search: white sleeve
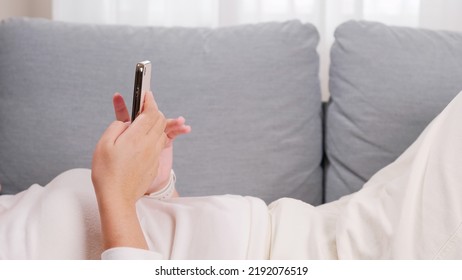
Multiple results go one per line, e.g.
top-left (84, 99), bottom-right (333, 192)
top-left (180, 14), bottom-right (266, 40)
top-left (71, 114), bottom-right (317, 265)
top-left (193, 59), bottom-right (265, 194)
top-left (101, 247), bottom-right (163, 260)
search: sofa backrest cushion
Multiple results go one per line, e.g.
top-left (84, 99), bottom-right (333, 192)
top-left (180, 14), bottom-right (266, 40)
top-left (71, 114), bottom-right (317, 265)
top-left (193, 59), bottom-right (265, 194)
top-left (326, 20), bottom-right (462, 202)
top-left (0, 18), bottom-right (323, 205)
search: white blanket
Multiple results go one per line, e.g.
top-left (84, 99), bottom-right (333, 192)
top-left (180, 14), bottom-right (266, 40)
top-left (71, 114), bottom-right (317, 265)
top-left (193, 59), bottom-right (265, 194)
top-left (0, 169), bottom-right (103, 259)
top-left (0, 169), bottom-right (271, 259)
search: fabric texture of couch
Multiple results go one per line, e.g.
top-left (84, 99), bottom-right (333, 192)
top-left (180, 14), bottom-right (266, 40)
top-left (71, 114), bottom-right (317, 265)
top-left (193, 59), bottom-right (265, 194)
top-left (0, 18), bottom-right (461, 204)
top-left (326, 21), bottom-right (462, 201)
top-left (0, 18), bottom-right (323, 205)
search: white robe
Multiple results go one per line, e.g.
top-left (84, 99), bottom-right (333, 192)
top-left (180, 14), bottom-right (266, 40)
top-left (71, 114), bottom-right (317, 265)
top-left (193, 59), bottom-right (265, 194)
top-left (2, 92), bottom-right (462, 260)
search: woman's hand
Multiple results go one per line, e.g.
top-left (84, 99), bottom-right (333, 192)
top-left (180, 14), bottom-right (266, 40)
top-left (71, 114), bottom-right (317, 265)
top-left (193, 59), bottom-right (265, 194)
top-left (91, 91), bottom-right (167, 250)
top-left (92, 91), bottom-right (167, 205)
top-left (112, 92), bottom-right (191, 195)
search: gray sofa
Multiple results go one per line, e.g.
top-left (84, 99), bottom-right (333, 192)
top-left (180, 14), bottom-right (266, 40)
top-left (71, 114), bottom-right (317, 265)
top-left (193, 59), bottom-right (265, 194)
top-left (1, 18), bottom-right (462, 205)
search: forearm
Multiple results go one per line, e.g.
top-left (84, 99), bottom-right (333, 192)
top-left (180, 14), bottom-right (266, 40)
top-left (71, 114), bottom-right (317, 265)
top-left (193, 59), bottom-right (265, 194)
top-left (97, 197), bottom-right (148, 250)
top-left (94, 170), bottom-right (178, 251)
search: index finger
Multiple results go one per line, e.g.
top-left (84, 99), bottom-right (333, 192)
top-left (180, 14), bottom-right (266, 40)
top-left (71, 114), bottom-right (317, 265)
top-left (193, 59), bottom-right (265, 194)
top-left (112, 93), bottom-right (130, 122)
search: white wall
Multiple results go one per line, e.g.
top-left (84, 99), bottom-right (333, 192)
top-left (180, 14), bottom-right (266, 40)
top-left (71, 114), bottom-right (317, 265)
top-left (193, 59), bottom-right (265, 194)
top-left (0, 0), bottom-right (52, 20)
top-left (420, 0), bottom-right (462, 32)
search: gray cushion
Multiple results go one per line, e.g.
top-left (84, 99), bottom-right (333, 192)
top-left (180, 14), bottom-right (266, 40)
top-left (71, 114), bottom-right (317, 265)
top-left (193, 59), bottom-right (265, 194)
top-left (326, 20), bottom-right (462, 202)
top-left (0, 18), bottom-right (323, 205)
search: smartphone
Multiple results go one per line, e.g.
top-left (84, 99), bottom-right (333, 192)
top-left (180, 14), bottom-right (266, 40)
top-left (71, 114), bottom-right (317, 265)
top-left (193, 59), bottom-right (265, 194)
top-left (131, 60), bottom-right (152, 121)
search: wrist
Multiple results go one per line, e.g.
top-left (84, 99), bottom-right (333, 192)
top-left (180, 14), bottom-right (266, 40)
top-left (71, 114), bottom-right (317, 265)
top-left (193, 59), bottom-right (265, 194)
top-left (93, 178), bottom-right (142, 208)
top-left (97, 195), bottom-right (136, 213)
top-left (95, 188), bottom-right (136, 211)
